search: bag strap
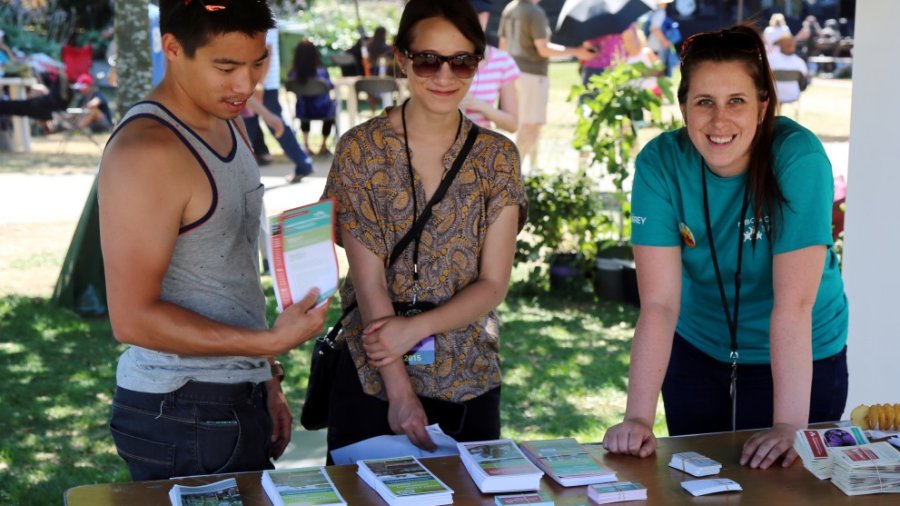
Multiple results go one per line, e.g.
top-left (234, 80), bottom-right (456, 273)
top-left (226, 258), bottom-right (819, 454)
top-left (321, 123), bottom-right (481, 347)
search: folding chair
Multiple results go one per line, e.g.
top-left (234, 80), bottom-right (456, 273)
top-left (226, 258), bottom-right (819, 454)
top-left (61, 45), bottom-right (93, 82)
top-left (285, 78), bottom-right (338, 151)
top-left (773, 69), bottom-right (806, 120)
top-left (353, 77), bottom-right (400, 123)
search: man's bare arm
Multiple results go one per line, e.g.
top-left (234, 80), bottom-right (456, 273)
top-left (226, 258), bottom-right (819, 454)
top-left (99, 120), bottom-right (327, 357)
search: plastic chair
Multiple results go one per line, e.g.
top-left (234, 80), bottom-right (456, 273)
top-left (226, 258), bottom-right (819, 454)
top-left (773, 69), bottom-right (805, 120)
top-left (285, 78), bottom-right (338, 150)
top-left (353, 77), bottom-right (400, 122)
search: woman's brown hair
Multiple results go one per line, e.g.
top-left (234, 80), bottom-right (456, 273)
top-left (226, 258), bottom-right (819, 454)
top-left (678, 24), bottom-right (784, 238)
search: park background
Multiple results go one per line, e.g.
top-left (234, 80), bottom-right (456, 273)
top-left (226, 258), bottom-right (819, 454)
top-left (0, 0), bottom-right (882, 505)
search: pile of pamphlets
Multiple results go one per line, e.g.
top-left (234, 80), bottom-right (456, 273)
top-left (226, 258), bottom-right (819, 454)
top-left (519, 438), bottom-right (617, 487)
top-left (587, 481), bottom-right (647, 504)
top-left (169, 478), bottom-right (243, 506)
top-left (261, 467), bottom-right (346, 506)
top-left (457, 439), bottom-right (543, 493)
top-left (830, 442), bottom-right (900, 496)
top-left (357, 456), bottom-right (453, 506)
top-left (794, 426), bottom-right (869, 479)
top-left (668, 451), bottom-right (722, 477)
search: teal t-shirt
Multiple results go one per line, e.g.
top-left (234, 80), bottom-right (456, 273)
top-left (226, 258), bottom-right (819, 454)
top-left (631, 117), bottom-right (848, 364)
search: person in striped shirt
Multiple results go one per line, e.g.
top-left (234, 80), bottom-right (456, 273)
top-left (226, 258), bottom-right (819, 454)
top-left (461, 0), bottom-right (520, 132)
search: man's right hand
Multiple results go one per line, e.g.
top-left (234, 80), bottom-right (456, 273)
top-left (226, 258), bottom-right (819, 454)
top-left (270, 288), bottom-right (330, 354)
top-left (602, 419), bottom-right (657, 458)
top-left (388, 390), bottom-right (436, 452)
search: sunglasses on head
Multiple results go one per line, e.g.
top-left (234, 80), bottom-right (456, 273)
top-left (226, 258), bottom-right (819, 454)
top-left (681, 29), bottom-right (763, 62)
top-left (183, 0), bottom-right (227, 12)
top-left (403, 50), bottom-right (482, 79)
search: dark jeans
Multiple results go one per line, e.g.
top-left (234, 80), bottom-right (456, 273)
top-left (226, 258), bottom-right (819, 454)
top-left (325, 346), bottom-right (501, 464)
top-left (661, 334), bottom-right (848, 435)
top-left (261, 88), bottom-right (312, 176)
top-left (109, 381), bottom-right (273, 481)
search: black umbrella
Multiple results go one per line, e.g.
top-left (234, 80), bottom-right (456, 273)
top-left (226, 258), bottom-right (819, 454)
top-left (552, 0), bottom-right (655, 47)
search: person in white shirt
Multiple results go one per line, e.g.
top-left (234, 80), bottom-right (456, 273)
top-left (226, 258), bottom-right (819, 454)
top-left (763, 13), bottom-right (792, 50)
top-left (768, 34), bottom-right (808, 104)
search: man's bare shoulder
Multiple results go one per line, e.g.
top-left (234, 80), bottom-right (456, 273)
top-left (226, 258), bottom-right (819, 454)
top-left (100, 117), bottom-right (193, 182)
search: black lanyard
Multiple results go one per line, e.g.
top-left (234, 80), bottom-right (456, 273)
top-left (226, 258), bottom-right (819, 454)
top-left (400, 99), bottom-right (462, 303)
top-left (701, 161), bottom-right (751, 432)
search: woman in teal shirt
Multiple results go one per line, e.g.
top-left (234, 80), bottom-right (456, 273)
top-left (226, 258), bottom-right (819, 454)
top-left (603, 25), bottom-right (848, 470)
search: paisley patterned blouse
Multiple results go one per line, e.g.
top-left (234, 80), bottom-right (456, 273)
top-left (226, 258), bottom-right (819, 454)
top-left (322, 109), bottom-right (527, 402)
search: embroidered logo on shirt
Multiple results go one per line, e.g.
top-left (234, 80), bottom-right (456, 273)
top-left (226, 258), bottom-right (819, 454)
top-left (679, 222), bottom-right (696, 247)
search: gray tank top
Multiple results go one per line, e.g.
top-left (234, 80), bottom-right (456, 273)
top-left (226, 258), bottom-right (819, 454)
top-left (113, 101), bottom-right (271, 393)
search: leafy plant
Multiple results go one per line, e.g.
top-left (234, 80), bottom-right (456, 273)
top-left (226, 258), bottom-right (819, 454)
top-left (572, 61), bottom-right (677, 194)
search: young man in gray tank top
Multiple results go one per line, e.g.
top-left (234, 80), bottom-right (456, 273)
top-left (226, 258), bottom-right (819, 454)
top-left (98, 0), bottom-right (331, 481)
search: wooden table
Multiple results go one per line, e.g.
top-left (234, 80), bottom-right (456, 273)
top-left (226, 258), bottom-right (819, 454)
top-left (0, 76), bottom-right (38, 152)
top-left (65, 429), bottom-right (898, 505)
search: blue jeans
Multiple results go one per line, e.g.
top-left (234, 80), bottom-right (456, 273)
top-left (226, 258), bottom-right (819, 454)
top-left (262, 88), bottom-right (312, 176)
top-left (109, 381), bottom-right (274, 481)
top-left (661, 334), bottom-right (848, 435)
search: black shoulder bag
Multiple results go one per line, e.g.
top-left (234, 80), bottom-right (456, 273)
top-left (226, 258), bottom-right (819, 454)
top-left (299, 118), bottom-right (480, 431)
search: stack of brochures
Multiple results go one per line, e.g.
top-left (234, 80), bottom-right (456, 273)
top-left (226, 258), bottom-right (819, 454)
top-left (494, 491), bottom-right (555, 505)
top-left (457, 439), bottom-right (544, 493)
top-left (668, 451), bottom-right (721, 477)
top-left (357, 456), bottom-right (454, 506)
top-left (261, 466), bottom-right (346, 506)
top-left (587, 481), bottom-right (647, 504)
top-left (829, 442), bottom-right (900, 496)
top-left (266, 199), bottom-right (339, 312)
top-left (793, 426), bottom-right (869, 480)
top-left (519, 438), bottom-right (617, 487)
top-left (169, 478), bottom-right (243, 506)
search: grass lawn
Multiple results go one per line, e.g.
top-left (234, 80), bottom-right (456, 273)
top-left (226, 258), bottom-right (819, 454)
top-left (0, 274), bottom-right (651, 505)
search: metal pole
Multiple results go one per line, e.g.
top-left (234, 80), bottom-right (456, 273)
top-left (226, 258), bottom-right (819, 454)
top-left (737, 0), bottom-right (744, 23)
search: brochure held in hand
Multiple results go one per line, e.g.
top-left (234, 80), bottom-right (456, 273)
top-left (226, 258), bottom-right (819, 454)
top-left (457, 439), bottom-right (544, 493)
top-left (266, 199), bottom-right (339, 311)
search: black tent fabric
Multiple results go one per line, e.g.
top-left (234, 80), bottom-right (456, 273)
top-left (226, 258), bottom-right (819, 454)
top-left (52, 174), bottom-right (107, 316)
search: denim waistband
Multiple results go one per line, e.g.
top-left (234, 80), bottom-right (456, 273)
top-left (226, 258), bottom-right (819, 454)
top-left (116, 380), bottom-right (265, 407)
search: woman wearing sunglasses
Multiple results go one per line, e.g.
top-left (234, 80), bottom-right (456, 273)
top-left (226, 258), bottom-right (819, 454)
top-left (322, 0), bottom-right (526, 456)
top-left (603, 25), bottom-right (848, 470)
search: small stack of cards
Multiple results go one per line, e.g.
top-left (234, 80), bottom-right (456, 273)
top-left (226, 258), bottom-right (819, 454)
top-left (668, 452), bottom-right (721, 477)
top-left (587, 481), bottom-right (647, 504)
top-left (494, 492), bottom-right (554, 505)
top-left (680, 478), bottom-right (742, 497)
top-left (829, 442), bottom-right (900, 496)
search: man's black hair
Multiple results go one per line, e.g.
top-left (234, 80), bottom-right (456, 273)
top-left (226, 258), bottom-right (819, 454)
top-left (159, 0), bottom-right (275, 58)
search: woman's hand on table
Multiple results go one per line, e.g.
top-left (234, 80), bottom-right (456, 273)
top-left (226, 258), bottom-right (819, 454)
top-left (388, 390), bottom-right (436, 451)
top-left (740, 422), bottom-right (801, 469)
top-left (602, 419), bottom-right (657, 457)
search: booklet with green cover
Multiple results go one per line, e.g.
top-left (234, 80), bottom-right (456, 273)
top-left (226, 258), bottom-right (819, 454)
top-left (261, 466), bottom-right (346, 506)
top-left (520, 438), bottom-right (616, 487)
top-left (356, 456), bottom-right (453, 506)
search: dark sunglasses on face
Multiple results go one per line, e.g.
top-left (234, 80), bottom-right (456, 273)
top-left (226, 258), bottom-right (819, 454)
top-left (403, 50), bottom-right (482, 79)
top-left (183, 0), bottom-right (227, 12)
top-left (681, 29), bottom-right (763, 62)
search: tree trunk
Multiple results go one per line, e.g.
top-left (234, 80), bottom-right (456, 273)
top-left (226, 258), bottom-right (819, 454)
top-left (113, 0), bottom-right (152, 118)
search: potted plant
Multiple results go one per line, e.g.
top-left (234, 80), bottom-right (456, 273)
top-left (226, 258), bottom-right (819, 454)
top-left (516, 169), bottom-right (616, 294)
top-left (569, 61), bottom-right (679, 305)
